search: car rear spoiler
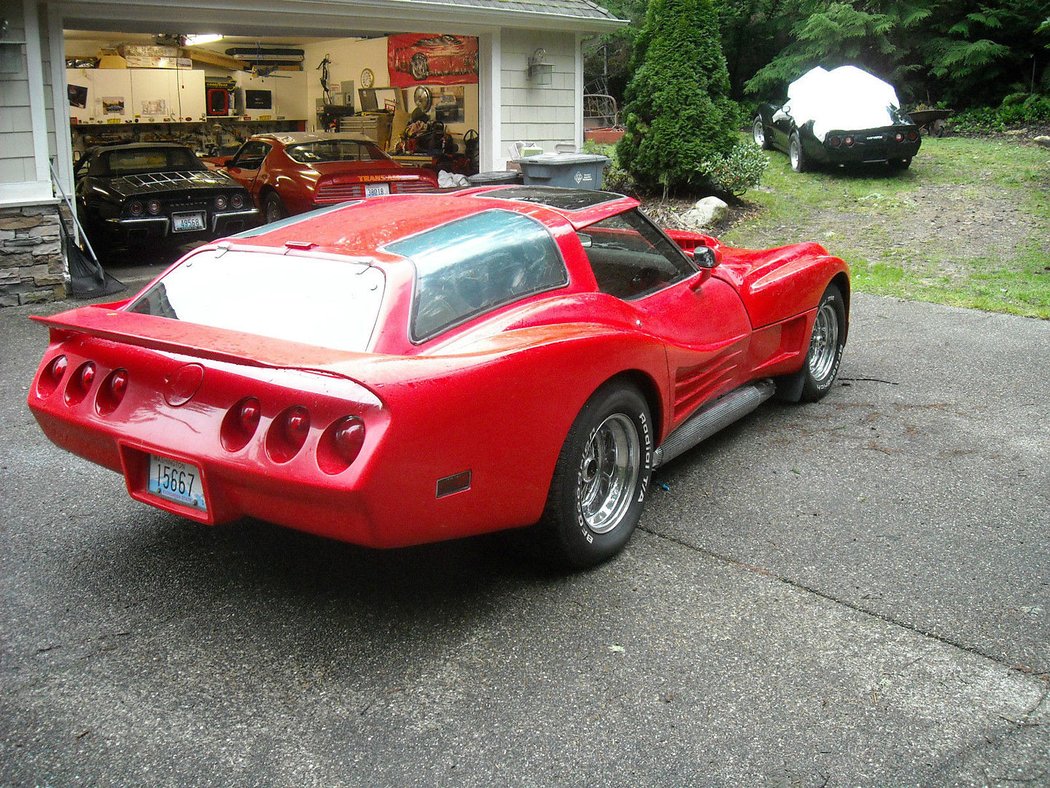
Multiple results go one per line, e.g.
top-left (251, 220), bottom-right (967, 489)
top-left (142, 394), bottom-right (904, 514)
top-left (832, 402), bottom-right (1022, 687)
top-left (32, 305), bottom-right (365, 373)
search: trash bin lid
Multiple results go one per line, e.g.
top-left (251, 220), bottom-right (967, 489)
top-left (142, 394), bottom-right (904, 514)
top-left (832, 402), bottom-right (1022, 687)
top-left (467, 170), bottom-right (524, 184)
top-left (513, 153), bottom-right (611, 166)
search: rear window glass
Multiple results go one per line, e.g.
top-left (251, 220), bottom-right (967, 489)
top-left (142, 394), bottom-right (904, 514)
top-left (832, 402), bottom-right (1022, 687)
top-left (126, 249), bottom-right (384, 351)
top-left (286, 140), bottom-right (387, 163)
top-left (386, 210), bottom-right (567, 341)
top-left (94, 147), bottom-right (206, 176)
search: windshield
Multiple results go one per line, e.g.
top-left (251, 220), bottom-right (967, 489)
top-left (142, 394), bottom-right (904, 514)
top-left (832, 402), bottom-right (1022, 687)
top-left (286, 140), bottom-right (388, 164)
top-left (93, 147), bottom-right (207, 177)
top-left (126, 248), bottom-right (385, 352)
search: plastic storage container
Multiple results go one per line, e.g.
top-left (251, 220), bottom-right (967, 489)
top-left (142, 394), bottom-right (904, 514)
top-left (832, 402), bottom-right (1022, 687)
top-left (513, 153), bottom-right (611, 190)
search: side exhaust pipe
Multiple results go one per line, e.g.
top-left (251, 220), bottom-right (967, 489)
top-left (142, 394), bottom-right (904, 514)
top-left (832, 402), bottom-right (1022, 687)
top-left (653, 379), bottom-right (775, 469)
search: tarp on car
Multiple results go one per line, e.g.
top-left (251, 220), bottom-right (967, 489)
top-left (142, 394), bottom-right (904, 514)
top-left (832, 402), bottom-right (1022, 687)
top-left (786, 65), bottom-right (903, 142)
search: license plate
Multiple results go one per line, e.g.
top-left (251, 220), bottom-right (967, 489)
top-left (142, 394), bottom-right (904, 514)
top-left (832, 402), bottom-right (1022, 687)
top-left (148, 455), bottom-right (207, 511)
top-left (365, 183), bottom-right (390, 198)
top-left (172, 211), bottom-right (206, 232)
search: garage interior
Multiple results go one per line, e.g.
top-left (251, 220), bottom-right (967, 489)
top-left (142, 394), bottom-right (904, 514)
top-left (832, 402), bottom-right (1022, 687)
top-left (62, 30), bottom-right (482, 176)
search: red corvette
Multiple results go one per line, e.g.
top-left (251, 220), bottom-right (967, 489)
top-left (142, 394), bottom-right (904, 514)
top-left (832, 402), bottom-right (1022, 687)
top-left (27, 187), bottom-right (849, 568)
top-left (216, 132), bottom-right (439, 223)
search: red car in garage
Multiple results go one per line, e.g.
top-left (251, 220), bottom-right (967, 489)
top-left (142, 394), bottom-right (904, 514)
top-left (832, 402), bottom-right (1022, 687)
top-left (27, 186), bottom-right (848, 568)
top-left (216, 132), bottom-right (439, 222)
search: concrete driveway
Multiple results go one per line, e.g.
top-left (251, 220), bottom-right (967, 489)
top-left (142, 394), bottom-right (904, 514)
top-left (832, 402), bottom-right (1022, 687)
top-left (1, 292), bottom-right (1046, 786)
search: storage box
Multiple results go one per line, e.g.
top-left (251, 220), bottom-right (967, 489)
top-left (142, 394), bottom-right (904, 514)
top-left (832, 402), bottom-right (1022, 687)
top-left (513, 153), bottom-right (611, 190)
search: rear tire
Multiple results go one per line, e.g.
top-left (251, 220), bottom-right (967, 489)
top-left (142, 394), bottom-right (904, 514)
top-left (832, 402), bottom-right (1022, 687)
top-left (789, 132), bottom-right (809, 173)
top-left (537, 383), bottom-right (653, 569)
top-left (263, 192), bottom-right (286, 224)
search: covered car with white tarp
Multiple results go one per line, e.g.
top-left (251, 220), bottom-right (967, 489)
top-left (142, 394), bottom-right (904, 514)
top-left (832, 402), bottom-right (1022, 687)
top-left (753, 65), bottom-right (921, 172)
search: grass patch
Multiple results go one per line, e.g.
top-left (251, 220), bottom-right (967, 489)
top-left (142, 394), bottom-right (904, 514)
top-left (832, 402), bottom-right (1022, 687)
top-left (722, 136), bottom-right (1050, 319)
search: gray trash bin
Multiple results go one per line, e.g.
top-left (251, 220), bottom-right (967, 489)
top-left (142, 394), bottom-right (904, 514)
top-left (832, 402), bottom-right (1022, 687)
top-left (467, 170), bottom-right (523, 186)
top-left (513, 153), bottom-right (611, 190)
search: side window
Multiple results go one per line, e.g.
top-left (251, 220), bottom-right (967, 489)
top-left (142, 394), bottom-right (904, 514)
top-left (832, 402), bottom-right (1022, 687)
top-left (577, 210), bottom-right (695, 299)
top-left (386, 210), bottom-right (568, 341)
top-left (231, 141), bottom-right (270, 169)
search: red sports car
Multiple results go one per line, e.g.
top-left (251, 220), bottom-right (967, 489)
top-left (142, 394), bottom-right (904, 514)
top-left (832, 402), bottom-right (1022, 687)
top-left (27, 186), bottom-right (849, 568)
top-left (216, 132), bottom-right (439, 223)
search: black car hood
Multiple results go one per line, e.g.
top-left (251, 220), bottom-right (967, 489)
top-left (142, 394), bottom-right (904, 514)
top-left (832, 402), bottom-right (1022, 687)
top-left (91, 170), bottom-right (240, 200)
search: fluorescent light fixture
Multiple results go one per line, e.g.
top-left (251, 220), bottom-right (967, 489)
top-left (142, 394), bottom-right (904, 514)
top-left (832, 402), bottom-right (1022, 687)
top-left (184, 34), bottom-right (224, 46)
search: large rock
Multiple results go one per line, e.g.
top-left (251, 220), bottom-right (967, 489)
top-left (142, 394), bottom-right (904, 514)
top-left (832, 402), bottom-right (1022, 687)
top-left (1034, 136), bottom-right (1050, 149)
top-left (682, 196), bottom-right (729, 228)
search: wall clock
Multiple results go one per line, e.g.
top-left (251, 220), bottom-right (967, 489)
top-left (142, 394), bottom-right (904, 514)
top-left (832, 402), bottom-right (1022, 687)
top-left (359, 68), bottom-right (375, 89)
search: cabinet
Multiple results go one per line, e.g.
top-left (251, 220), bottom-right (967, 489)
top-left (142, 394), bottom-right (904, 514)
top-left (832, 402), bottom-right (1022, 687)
top-left (66, 68), bottom-right (205, 124)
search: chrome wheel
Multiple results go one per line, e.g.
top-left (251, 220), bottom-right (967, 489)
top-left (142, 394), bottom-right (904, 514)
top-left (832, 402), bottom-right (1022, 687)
top-left (808, 300), bottom-right (840, 383)
top-left (789, 139), bottom-right (800, 170)
top-left (753, 120), bottom-right (765, 148)
top-left (578, 413), bottom-right (640, 535)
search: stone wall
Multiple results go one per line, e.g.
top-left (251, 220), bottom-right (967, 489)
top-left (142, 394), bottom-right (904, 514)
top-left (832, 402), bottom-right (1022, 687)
top-left (0, 204), bottom-right (67, 306)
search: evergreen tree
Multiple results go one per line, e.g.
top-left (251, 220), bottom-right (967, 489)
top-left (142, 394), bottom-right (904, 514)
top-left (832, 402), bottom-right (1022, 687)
top-left (617, 0), bottom-right (739, 196)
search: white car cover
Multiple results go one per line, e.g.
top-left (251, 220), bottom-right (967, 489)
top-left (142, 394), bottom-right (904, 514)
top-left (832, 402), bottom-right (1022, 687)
top-left (785, 65), bottom-right (903, 142)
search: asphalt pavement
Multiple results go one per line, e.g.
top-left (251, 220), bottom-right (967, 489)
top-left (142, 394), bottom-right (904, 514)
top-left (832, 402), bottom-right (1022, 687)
top-left (1, 291), bottom-right (1047, 786)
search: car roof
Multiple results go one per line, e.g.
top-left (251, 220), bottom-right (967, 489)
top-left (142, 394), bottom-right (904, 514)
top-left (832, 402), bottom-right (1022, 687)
top-left (249, 131), bottom-right (377, 146)
top-left (229, 188), bottom-right (638, 257)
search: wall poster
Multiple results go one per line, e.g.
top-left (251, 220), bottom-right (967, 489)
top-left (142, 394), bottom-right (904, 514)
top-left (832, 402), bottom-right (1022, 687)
top-left (387, 33), bottom-right (479, 87)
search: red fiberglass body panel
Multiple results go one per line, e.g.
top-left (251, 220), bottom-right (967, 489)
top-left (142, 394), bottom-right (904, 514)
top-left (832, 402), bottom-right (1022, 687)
top-left (27, 189), bottom-right (848, 549)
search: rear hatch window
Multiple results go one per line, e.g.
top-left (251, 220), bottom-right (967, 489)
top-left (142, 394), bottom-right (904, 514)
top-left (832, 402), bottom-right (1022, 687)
top-left (127, 248), bottom-right (384, 352)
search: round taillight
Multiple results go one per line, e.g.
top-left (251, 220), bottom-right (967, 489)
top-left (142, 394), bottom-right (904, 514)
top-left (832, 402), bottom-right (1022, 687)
top-left (220, 396), bottom-right (262, 452)
top-left (266, 405), bottom-right (311, 463)
top-left (828, 135), bottom-right (841, 148)
top-left (907, 130), bottom-right (918, 141)
top-left (96, 368), bottom-right (129, 415)
top-left (844, 136), bottom-right (855, 147)
top-left (895, 132), bottom-right (904, 143)
top-left (230, 193), bottom-right (245, 209)
top-left (317, 416), bottom-right (366, 475)
top-left (36, 354), bottom-right (68, 398)
top-left (214, 195), bottom-right (229, 210)
top-left (128, 200), bottom-right (144, 217)
top-left (146, 199), bottom-right (162, 215)
top-left (64, 361), bottom-right (96, 405)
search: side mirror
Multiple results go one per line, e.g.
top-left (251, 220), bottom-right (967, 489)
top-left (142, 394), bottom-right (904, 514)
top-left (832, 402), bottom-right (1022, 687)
top-left (688, 246), bottom-right (718, 290)
top-left (692, 246), bottom-right (718, 269)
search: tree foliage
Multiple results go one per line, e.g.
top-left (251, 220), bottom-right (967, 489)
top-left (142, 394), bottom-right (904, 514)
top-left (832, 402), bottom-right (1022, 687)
top-left (616, 0), bottom-right (740, 195)
top-left (741, 0), bottom-right (1050, 107)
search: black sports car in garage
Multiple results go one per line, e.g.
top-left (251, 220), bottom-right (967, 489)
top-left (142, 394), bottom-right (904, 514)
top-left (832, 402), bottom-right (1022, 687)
top-left (753, 66), bottom-right (921, 173)
top-left (75, 143), bottom-right (260, 254)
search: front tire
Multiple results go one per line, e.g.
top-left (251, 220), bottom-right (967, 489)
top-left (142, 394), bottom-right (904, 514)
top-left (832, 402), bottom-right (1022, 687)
top-left (753, 117), bottom-right (772, 150)
top-left (789, 132), bottom-right (808, 173)
top-left (538, 383), bottom-right (653, 568)
top-left (800, 284), bottom-right (846, 401)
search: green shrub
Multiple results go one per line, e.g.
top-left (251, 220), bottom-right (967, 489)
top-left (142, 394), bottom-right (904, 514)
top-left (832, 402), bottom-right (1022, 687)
top-left (697, 140), bottom-right (768, 197)
top-left (616, 0), bottom-right (738, 196)
top-left (951, 94), bottom-right (1050, 133)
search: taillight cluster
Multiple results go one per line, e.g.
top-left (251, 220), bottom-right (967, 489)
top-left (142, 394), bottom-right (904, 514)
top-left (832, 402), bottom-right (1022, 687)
top-left (828, 135), bottom-right (856, 148)
top-left (36, 354), bottom-right (130, 414)
top-left (127, 200), bottom-right (162, 217)
top-left (221, 399), bottom-right (366, 473)
top-left (214, 193), bottom-right (245, 211)
top-left (36, 353), bottom-right (367, 474)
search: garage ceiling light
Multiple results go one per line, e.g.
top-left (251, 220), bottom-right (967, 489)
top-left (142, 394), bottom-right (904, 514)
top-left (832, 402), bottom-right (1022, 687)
top-left (184, 34), bottom-right (224, 46)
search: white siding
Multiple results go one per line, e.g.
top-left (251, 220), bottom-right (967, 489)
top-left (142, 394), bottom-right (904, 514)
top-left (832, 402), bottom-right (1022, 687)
top-left (499, 29), bottom-right (576, 160)
top-left (0, 6), bottom-right (34, 186)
